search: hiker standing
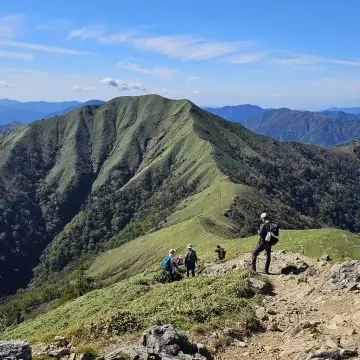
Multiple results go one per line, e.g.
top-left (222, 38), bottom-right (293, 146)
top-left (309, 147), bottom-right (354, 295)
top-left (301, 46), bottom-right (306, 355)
top-left (185, 244), bottom-right (197, 277)
top-left (251, 213), bottom-right (279, 274)
top-left (214, 245), bottom-right (226, 263)
top-left (162, 249), bottom-right (177, 279)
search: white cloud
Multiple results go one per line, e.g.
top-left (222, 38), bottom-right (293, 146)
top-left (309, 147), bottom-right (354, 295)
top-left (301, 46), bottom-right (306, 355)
top-left (162, 89), bottom-right (172, 95)
top-left (225, 53), bottom-right (264, 64)
top-left (100, 77), bottom-right (146, 92)
top-left (118, 61), bottom-right (177, 78)
top-left (0, 39), bottom-right (91, 55)
top-left (0, 80), bottom-right (11, 89)
top-left (0, 50), bottom-right (33, 61)
top-left (271, 55), bottom-right (360, 67)
top-left (194, 90), bottom-right (202, 94)
top-left (130, 35), bottom-right (248, 61)
top-left (68, 26), bottom-right (105, 40)
top-left (91, 30), bottom-right (249, 61)
top-left (0, 14), bottom-right (24, 38)
top-left (73, 85), bottom-right (95, 91)
top-left (186, 75), bottom-right (199, 83)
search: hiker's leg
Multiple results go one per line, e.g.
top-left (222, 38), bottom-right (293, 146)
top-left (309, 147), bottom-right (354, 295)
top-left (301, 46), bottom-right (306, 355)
top-left (192, 270), bottom-right (195, 277)
top-left (265, 245), bottom-right (272, 274)
top-left (251, 242), bottom-right (264, 271)
top-left (186, 269), bottom-right (190, 277)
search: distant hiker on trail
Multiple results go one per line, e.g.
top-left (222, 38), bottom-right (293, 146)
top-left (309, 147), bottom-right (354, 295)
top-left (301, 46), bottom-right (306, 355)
top-left (185, 244), bottom-right (198, 277)
top-left (175, 255), bottom-right (184, 266)
top-left (251, 213), bottom-right (279, 274)
top-left (162, 249), bottom-right (178, 279)
top-left (214, 245), bottom-right (226, 263)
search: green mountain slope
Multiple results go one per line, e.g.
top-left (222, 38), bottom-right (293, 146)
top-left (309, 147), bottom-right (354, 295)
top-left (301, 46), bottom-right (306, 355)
top-left (2, 95), bottom-right (360, 297)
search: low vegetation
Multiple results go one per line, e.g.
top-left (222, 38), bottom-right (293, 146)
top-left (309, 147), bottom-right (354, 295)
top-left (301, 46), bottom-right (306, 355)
top-left (1, 268), bottom-right (264, 344)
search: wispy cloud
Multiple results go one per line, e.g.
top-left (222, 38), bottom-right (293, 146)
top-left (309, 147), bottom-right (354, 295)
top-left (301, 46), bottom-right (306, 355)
top-left (100, 77), bottom-right (146, 92)
top-left (186, 75), bottom-right (199, 83)
top-left (73, 85), bottom-right (95, 91)
top-left (118, 61), bottom-right (177, 78)
top-left (271, 55), bottom-right (360, 67)
top-left (68, 26), bottom-right (105, 40)
top-left (0, 80), bottom-right (11, 89)
top-left (69, 27), bottom-right (249, 61)
top-left (0, 50), bottom-right (33, 61)
top-left (0, 39), bottom-right (91, 55)
top-left (162, 89), bottom-right (172, 95)
top-left (194, 90), bottom-right (202, 94)
top-left (130, 35), bottom-right (248, 61)
top-left (0, 14), bottom-right (24, 38)
top-left (225, 53), bottom-right (264, 64)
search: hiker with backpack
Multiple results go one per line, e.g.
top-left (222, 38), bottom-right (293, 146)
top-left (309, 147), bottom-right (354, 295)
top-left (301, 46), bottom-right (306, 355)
top-left (162, 249), bottom-right (178, 279)
top-left (251, 213), bottom-right (279, 274)
top-left (184, 244), bottom-right (198, 277)
top-left (214, 245), bottom-right (226, 263)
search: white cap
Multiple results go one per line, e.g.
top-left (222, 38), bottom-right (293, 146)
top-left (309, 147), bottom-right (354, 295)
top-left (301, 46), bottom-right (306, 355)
top-left (187, 244), bottom-right (192, 249)
top-left (260, 212), bottom-right (267, 219)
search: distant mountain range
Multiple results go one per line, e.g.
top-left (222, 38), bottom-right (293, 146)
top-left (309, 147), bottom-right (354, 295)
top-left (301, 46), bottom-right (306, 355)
top-left (204, 105), bottom-right (360, 146)
top-left (3, 99), bottom-right (360, 147)
top-left (0, 99), bottom-right (105, 125)
top-left (326, 106), bottom-right (360, 114)
top-left (203, 104), bottom-right (265, 121)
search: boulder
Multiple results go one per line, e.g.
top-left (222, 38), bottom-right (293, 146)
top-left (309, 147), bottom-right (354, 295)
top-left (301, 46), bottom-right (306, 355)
top-left (105, 325), bottom-right (212, 360)
top-left (54, 336), bottom-right (69, 348)
top-left (48, 347), bottom-right (71, 358)
top-left (0, 341), bottom-right (32, 360)
top-left (246, 278), bottom-right (269, 294)
top-left (296, 348), bottom-right (358, 360)
top-left (319, 254), bottom-right (332, 262)
top-left (325, 261), bottom-right (360, 292)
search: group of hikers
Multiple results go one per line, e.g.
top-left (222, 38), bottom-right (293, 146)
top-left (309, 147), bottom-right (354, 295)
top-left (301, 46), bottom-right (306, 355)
top-left (161, 212), bottom-right (279, 279)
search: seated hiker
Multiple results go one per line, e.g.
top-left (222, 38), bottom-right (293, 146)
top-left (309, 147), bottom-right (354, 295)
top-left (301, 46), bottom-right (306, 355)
top-left (185, 244), bottom-right (198, 277)
top-left (162, 249), bottom-right (178, 278)
top-left (214, 245), bottom-right (226, 263)
top-left (175, 255), bottom-right (184, 266)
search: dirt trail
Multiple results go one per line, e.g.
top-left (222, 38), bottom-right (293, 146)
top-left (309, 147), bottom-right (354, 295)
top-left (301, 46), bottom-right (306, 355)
top-left (204, 251), bottom-right (360, 360)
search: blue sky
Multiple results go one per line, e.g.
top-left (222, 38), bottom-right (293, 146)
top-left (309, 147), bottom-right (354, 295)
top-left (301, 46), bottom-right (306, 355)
top-left (0, 0), bottom-right (360, 109)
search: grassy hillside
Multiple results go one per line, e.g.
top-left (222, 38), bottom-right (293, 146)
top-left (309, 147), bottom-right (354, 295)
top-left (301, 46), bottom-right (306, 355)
top-left (2, 221), bottom-right (360, 344)
top-left (2, 94), bottom-right (360, 299)
top-left (88, 221), bottom-right (360, 285)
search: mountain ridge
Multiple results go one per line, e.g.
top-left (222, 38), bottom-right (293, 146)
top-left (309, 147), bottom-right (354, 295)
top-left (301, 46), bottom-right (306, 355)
top-left (2, 95), bottom-right (360, 297)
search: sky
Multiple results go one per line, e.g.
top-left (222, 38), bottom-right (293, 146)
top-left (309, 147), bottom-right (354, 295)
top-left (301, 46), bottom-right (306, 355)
top-left (0, 0), bottom-right (360, 110)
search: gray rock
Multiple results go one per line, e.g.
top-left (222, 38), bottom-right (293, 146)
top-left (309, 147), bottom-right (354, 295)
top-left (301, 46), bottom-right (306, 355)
top-left (54, 336), bottom-right (69, 348)
top-left (255, 307), bottom-right (268, 321)
top-left (290, 320), bottom-right (320, 337)
top-left (246, 278), bottom-right (268, 293)
top-left (0, 341), bottom-right (32, 360)
top-left (296, 348), bottom-right (358, 360)
top-left (48, 347), bottom-right (71, 358)
top-left (106, 325), bottom-right (212, 360)
top-left (326, 261), bottom-right (360, 292)
top-left (319, 254), bottom-right (332, 262)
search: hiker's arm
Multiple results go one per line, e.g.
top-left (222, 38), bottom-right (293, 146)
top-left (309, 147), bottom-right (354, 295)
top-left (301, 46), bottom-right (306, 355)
top-left (259, 224), bottom-right (267, 238)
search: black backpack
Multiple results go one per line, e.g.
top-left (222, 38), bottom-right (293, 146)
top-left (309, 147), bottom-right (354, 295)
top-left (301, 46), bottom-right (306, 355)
top-left (265, 223), bottom-right (279, 246)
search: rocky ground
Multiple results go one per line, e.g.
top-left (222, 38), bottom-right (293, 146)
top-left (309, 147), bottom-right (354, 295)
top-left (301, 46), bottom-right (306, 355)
top-left (4, 251), bottom-right (360, 360)
top-left (208, 250), bottom-right (360, 360)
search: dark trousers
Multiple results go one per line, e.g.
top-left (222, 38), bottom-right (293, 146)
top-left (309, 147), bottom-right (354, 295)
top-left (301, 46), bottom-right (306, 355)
top-left (252, 241), bottom-right (271, 273)
top-left (187, 269), bottom-right (195, 277)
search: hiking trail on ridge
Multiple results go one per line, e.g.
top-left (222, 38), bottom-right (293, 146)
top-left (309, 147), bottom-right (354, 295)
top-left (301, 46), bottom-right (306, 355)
top-left (202, 250), bottom-right (360, 360)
